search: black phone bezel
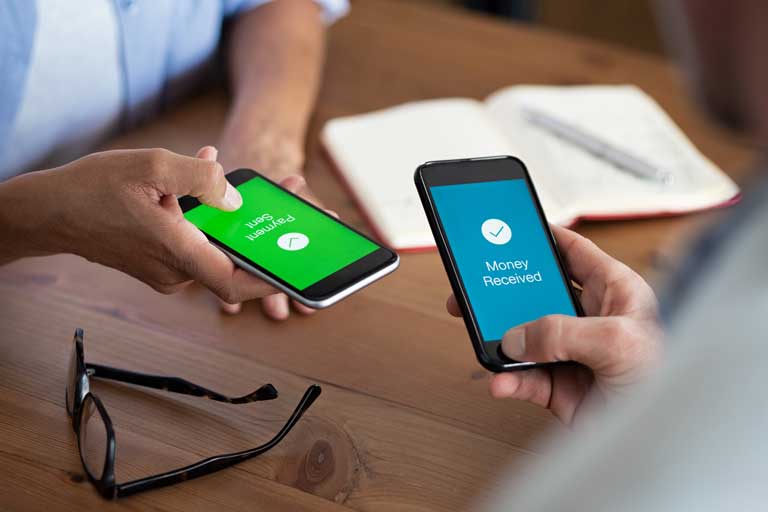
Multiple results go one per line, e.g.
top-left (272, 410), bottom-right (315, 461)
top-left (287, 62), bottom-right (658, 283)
top-left (179, 168), bottom-right (398, 302)
top-left (414, 156), bottom-right (584, 372)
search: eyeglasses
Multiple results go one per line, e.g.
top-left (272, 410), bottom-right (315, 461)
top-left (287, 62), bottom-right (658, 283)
top-left (65, 328), bottom-right (321, 499)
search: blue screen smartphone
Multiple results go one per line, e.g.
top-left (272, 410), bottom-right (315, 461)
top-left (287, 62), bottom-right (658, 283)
top-left (414, 156), bottom-right (583, 372)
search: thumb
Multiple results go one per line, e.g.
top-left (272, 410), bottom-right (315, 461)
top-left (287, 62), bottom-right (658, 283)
top-left (159, 146), bottom-right (242, 212)
top-left (193, 145), bottom-right (242, 211)
top-left (500, 314), bottom-right (639, 375)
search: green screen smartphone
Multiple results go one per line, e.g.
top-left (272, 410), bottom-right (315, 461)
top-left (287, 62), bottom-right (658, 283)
top-left (179, 169), bottom-right (399, 308)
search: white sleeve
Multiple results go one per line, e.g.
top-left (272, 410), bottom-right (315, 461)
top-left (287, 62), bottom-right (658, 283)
top-left (312, 0), bottom-right (350, 24)
top-left (229, 0), bottom-right (349, 24)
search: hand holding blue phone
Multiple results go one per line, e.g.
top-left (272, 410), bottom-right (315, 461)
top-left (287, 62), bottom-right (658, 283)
top-left (447, 225), bottom-right (662, 425)
top-left (415, 156), bottom-right (582, 372)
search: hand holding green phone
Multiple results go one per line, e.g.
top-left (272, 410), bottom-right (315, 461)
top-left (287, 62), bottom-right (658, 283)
top-left (180, 169), bottom-right (399, 308)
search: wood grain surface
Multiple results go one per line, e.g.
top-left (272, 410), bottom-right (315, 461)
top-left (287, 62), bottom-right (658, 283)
top-left (0, 0), bottom-right (756, 510)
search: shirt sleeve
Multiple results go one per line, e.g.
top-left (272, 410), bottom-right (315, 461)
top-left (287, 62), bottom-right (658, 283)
top-left (223, 0), bottom-right (349, 24)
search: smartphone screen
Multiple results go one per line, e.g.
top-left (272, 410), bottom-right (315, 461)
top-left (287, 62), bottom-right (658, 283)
top-left (424, 161), bottom-right (578, 343)
top-left (181, 170), bottom-right (397, 305)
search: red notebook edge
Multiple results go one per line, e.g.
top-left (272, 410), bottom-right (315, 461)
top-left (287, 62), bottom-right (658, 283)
top-left (321, 143), bottom-right (743, 253)
top-left (572, 192), bottom-right (742, 224)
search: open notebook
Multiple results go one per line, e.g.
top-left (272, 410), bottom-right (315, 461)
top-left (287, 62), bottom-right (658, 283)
top-left (321, 85), bottom-right (740, 251)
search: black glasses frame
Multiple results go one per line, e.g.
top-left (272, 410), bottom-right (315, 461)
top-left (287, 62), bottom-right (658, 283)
top-left (65, 328), bottom-right (321, 499)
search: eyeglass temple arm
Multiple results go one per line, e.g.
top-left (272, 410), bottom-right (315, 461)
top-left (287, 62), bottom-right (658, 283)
top-left (113, 384), bottom-right (321, 498)
top-left (85, 363), bottom-right (278, 403)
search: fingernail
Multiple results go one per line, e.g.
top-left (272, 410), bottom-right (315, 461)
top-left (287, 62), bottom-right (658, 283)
top-left (273, 296), bottom-right (290, 319)
top-left (197, 145), bottom-right (217, 160)
top-left (223, 182), bottom-right (243, 210)
top-left (221, 302), bottom-right (241, 315)
top-left (502, 328), bottom-right (526, 358)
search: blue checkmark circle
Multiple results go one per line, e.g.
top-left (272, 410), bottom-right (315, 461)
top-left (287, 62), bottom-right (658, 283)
top-left (481, 219), bottom-right (512, 245)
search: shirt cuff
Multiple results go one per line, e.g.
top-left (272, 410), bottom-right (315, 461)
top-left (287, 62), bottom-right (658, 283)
top-left (314, 0), bottom-right (350, 24)
top-left (226, 0), bottom-right (349, 24)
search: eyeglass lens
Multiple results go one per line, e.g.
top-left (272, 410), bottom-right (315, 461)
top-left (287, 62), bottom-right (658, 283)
top-left (79, 395), bottom-right (108, 480)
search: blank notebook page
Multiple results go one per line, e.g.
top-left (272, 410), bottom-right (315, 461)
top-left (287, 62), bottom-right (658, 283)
top-left (485, 85), bottom-right (738, 220)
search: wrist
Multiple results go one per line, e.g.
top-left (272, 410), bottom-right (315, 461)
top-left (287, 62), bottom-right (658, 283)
top-left (0, 169), bottom-right (66, 264)
top-left (225, 97), bottom-right (308, 143)
top-left (218, 109), bottom-right (307, 180)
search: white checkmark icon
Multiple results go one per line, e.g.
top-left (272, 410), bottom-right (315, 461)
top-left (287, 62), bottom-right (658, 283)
top-left (277, 232), bottom-right (310, 251)
top-left (481, 219), bottom-right (512, 245)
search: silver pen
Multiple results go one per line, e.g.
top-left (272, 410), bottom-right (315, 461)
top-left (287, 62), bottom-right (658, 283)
top-left (523, 107), bottom-right (674, 185)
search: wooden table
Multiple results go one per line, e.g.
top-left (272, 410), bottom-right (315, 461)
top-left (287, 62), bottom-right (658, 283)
top-left (0, 1), bottom-right (756, 510)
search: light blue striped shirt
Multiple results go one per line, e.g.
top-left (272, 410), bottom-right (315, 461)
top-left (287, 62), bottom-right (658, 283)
top-left (0, 0), bottom-right (348, 179)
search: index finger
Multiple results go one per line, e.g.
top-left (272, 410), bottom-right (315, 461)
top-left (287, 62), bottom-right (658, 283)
top-left (551, 225), bottom-right (633, 288)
